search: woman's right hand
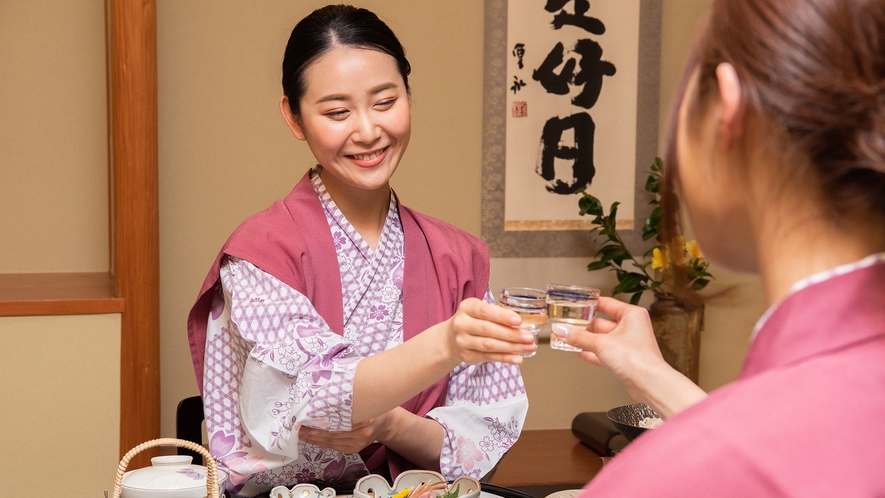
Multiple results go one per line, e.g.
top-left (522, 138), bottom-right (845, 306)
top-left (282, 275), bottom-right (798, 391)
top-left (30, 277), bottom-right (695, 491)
top-left (444, 297), bottom-right (535, 365)
top-left (550, 296), bottom-right (707, 418)
top-left (551, 297), bottom-right (666, 399)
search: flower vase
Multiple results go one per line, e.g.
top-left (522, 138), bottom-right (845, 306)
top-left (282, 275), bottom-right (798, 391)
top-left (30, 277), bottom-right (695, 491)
top-left (649, 297), bottom-right (704, 384)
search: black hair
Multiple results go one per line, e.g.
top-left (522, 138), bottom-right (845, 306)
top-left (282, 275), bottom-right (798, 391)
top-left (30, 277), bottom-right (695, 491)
top-left (281, 4), bottom-right (411, 116)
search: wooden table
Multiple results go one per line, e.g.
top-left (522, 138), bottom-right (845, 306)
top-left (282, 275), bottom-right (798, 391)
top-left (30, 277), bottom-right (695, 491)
top-left (490, 429), bottom-right (605, 497)
top-left (159, 429), bottom-right (605, 498)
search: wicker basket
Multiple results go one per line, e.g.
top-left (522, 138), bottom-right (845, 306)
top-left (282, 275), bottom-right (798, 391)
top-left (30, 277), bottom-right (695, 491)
top-left (110, 438), bottom-right (221, 498)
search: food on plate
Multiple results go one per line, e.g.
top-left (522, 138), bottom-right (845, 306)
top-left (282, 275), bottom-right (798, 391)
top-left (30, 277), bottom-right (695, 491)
top-left (638, 416), bottom-right (664, 429)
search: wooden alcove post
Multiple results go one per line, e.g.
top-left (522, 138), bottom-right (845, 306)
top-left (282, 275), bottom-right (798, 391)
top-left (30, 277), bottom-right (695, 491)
top-left (108, 0), bottom-right (160, 468)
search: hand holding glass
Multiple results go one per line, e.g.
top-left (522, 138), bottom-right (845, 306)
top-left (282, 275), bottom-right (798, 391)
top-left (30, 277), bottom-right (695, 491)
top-left (499, 287), bottom-right (547, 357)
top-left (546, 284), bottom-right (600, 352)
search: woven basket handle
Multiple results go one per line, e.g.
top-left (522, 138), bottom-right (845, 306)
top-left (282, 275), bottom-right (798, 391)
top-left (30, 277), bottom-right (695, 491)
top-left (111, 438), bottom-right (220, 498)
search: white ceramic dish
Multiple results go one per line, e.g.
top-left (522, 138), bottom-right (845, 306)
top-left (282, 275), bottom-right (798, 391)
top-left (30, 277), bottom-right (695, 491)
top-left (543, 490), bottom-right (583, 498)
top-left (270, 483), bottom-right (337, 498)
top-left (353, 470), bottom-right (480, 498)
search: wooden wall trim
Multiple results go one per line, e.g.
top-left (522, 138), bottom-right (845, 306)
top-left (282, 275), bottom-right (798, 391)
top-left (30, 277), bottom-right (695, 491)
top-left (0, 273), bottom-right (124, 316)
top-left (109, 0), bottom-right (160, 467)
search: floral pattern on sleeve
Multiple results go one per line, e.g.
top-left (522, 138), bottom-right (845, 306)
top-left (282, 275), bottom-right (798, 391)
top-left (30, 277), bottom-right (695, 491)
top-left (200, 170), bottom-right (529, 496)
top-left (202, 170), bottom-right (410, 497)
top-left (428, 287), bottom-right (529, 480)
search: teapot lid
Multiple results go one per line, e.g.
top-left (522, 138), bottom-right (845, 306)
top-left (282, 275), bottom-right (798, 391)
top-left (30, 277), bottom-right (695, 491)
top-left (122, 455), bottom-right (227, 491)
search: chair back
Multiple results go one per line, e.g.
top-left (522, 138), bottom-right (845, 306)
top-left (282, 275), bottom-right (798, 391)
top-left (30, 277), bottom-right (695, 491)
top-left (176, 395), bottom-right (206, 465)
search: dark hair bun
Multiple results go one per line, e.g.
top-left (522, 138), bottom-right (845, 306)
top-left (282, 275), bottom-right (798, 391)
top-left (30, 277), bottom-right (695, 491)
top-left (281, 5), bottom-right (411, 116)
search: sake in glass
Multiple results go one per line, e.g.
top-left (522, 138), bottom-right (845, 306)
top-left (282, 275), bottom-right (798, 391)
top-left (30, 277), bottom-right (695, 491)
top-left (546, 284), bottom-right (600, 352)
top-left (499, 287), bottom-right (547, 358)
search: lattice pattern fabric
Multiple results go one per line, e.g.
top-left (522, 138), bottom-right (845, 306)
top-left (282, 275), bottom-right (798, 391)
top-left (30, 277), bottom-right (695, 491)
top-left (200, 169), bottom-right (528, 497)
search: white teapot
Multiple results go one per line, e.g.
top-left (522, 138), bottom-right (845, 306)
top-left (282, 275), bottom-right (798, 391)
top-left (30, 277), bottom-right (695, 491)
top-left (110, 438), bottom-right (227, 498)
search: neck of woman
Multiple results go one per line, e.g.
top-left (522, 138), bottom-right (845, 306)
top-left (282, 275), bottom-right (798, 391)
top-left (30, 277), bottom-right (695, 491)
top-left (320, 173), bottom-right (391, 251)
top-left (754, 198), bottom-right (885, 307)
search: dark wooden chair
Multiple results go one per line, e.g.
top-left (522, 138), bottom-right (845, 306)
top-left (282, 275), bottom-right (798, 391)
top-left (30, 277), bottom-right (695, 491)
top-left (176, 395), bottom-right (205, 465)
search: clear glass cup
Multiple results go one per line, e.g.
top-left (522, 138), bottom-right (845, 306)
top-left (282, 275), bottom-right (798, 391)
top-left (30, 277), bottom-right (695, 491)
top-left (499, 287), bottom-right (547, 358)
top-left (546, 283), bottom-right (600, 352)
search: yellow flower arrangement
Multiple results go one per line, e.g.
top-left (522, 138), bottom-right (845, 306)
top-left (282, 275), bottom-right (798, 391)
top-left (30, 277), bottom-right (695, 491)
top-left (651, 247), bottom-right (669, 270)
top-left (578, 158), bottom-right (713, 305)
top-left (685, 239), bottom-right (703, 259)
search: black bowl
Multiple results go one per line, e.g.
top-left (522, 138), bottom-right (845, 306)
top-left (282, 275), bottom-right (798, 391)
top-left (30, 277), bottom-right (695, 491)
top-left (606, 403), bottom-right (661, 442)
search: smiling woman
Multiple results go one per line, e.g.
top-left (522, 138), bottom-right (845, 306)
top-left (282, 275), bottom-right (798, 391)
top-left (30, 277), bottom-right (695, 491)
top-left (185, 5), bottom-right (530, 497)
top-left (280, 46), bottom-right (412, 247)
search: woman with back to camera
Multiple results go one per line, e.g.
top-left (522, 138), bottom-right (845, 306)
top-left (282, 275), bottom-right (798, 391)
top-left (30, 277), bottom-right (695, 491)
top-left (186, 5), bottom-right (531, 497)
top-left (552, 0), bottom-right (885, 495)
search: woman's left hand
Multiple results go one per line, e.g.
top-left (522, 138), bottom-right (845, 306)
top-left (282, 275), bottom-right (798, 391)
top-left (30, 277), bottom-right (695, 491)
top-left (298, 411), bottom-right (392, 454)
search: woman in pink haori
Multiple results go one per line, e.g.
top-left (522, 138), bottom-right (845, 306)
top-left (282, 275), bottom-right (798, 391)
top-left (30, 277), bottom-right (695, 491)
top-left (552, 0), bottom-right (885, 496)
top-left (187, 5), bottom-right (531, 497)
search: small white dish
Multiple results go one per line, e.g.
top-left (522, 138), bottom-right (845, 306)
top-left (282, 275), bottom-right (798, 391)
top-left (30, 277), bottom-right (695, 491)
top-left (354, 470), bottom-right (480, 498)
top-left (544, 490), bottom-right (584, 498)
top-left (269, 483), bottom-right (337, 498)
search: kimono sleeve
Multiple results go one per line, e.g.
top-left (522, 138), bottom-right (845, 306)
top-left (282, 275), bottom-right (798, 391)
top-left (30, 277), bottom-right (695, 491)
top-left (204, 257), bottom-right (363, 459)
top-left (425, 288), bottom-right (530, 480)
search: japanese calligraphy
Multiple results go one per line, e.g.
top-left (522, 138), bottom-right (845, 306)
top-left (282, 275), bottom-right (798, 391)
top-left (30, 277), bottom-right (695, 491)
top-left (537, 113), bottom-right (595, 194)
top-left (529, 2), bottom-right (615, 193)
top-left (503, 0), bottom-right (640, 230)
top-left (544, 0), bottom-right (606, 34)
top-left (512, 43), bottom-right (526, 69)
top-left (511, 75), bottom-right (527, 94)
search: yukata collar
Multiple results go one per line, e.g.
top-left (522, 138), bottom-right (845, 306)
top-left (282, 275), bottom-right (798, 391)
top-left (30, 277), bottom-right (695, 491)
top-left (749, 252), bottom-right (885, 342)
top-left (309, 166), bottom-right (400, 258)
top-left (741, 253), bottom-right (885, 378)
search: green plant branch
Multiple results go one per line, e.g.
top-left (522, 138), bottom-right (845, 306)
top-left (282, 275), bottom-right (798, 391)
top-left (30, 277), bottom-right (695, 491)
top-left (578, 157), bottom-right (713, 306)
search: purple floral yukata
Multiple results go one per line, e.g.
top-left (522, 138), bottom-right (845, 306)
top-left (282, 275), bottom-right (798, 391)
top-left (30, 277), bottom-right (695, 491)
top-left (203, 170), bottom-right (528, 497)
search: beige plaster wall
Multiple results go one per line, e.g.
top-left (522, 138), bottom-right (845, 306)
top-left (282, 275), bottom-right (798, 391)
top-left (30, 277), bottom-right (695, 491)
top-left (0, 1), bottom-right (120, 493)
top-left (0, 314), bottom-right (121, 495)
top-left (0, 0), bottom-right (109, 273)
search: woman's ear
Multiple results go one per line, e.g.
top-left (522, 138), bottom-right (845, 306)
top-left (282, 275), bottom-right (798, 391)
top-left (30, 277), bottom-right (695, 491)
top-left (715, 63), bottom-right (742, 149)
top-left (280, 96), bottom-right (306, 141)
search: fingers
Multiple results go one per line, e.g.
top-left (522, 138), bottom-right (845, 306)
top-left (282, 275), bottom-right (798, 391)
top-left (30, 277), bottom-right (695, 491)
top-left (550, 322), bottom-right (597, 353)
top-left (589, 315), bottom-right (617, 335)
top-left (298, 427), bottom-right (333, 448)
top-left (596, 296), bottom-right (632, 320)
top-left (468, 352), bottom-right (525, 365)
top-left (300, 425), bottom-right (358, 441)
top-left (454, 331), bottom-right (532, 364)
top-left (460, 297), bottom-right (522, 327)
top-left (451, 299), bottom-right (535, 361)
top-left (452, 311), bottom-right (526, 344)
top-left (547, 297), bottom-right (625, 351)
top-left (299, 425), bottom-right (374, 454)
top-left (444, 298), bottom-right (541, 365)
